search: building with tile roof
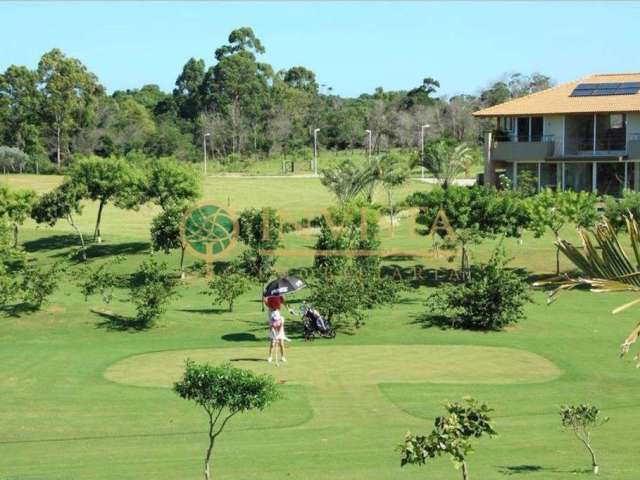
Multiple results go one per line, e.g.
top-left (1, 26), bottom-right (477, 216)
top-left (474, 73), bottom-right (640, 194)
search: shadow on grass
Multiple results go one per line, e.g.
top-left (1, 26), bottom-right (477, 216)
top-left (222, 332), bottom-right (261, 342)
top-left (84, 241), bottom-right (150, 259)
top-left (497, 465), bottom-right (545, 476)
top-left (230, 357), bottom-right (267, 362)
top-left (92, 310), bottom-right (150, 332)
top-left (410, 312), bottom-right (495, 333)
top-left (23, 234), bottom-right (81, 253)
top-left (410, 312), bottom-right (459, 330)
top-left (178, 307), bottom-right (228, 315)
top-left (0, 303), bottom-right (39, 318)
top-left (498, 465), bottom-right (590, 476)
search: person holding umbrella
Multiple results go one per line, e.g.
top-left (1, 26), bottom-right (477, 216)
top-left (263, 276), bottom-right (305, 363)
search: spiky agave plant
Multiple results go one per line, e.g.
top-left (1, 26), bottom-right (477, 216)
top-left (537, 215), bottom-right (640, 365)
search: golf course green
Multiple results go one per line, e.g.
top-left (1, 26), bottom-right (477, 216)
top-left (1, 174), bottom-right (640, 480)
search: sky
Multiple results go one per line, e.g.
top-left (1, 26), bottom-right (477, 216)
top-left (1, 1), bottom-right (639, 98)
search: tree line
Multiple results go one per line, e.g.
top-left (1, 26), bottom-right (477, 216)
top-left (0, 26), bottom-right (552, 171)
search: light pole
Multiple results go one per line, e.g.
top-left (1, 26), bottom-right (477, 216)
top-left (203, 133), bottom-right (211, 176)
top-left (420, 124), bottom-right (430, 179)
top-left (365, 129), bottom-right (372, 162)
top-left (313, 128), bottom-right (320, 176)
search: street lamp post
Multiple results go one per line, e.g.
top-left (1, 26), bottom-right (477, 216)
top-left (313, 128), bottom-right (320, 176)
top-left (203, 133), bottom-right (211, 176)
top-left (420, 124), bottom-right (430, 179)
top-left (365, 129), bottom-right (372, 162)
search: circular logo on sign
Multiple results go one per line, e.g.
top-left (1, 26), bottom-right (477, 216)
top-left (181, 203), bottom-right (237, 261)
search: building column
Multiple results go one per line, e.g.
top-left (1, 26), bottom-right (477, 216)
top-left (483, 131), bottom-right (496, 186)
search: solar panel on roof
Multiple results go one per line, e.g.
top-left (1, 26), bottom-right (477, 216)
top-left (570, 81), bottom-right (640, 97)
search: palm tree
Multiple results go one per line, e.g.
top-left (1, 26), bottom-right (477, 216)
top-left (423, 140), bottom-right (477, 188)
top-left (539, 215), bottom-right (640, 363)
top-left (320, 158), bottom-right (375, 205)
top-left (376, 153), bottom-right (410, 227)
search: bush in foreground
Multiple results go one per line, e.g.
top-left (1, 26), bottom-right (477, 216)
top-left (399, 397), bottom-right (496, 480)
top-left (174, 361), bottom-right (279, 480)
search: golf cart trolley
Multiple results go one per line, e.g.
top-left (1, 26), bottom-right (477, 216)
top-left (299, 301), bottom-right (336, 341)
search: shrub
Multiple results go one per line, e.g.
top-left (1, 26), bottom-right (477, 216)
top-left (308, 264), bottom-right (406, 329)
top-left (425, 247), bottom-right (531, 330)
top-left (205, 267), bottom-right (252, 312)
top-left (238, 208), bottom-right (281, 281)
top-left (399, 397), bottom-right (496, 480)
top-left (20, 261), bottom-right (66, 309)
top-left (603, 189), bottom-right (640, 231)
top-left (130, 258), bottom-right (178, 326)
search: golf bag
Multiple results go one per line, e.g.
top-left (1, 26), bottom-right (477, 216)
top-left (301, 302), bottom-right (336, 340)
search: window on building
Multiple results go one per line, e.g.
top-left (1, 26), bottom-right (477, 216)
top-left (516, 163), bottom-right (539, 194)
top-left (517, 117), bottom-right (530, 142)
top-left (531, 117), bottom-right (543, 142)
top-left (595, 113), bottom-right (626, 151)
top-left (596, 162), bottom-right (625, 197)
top-left (564, 162), bottom-right (593, 192)
top-left (540, 163), bottom-right (559, 190)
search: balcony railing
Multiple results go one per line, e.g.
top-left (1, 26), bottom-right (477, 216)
top-left (491, 135), bottom-right (555, 162)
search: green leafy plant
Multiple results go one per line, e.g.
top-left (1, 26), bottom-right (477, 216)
top-left (205, 268), bottom-right (252, 312)
top-left (69, 155), bottom-right (146, 243)
top-left (150, 205), bottom-right (189, 278)
top-left (406, 185), bottom-right (529, 279)
top-left (399, 397), bottom-right (496, 480)
top-left (174, 361), bottom-right (279, 480)
top-left (130, 258), bottom-right (178, 327)
top-left (560, 404), bottom-right (608, 475)
top-left (422, 139), bottom-right (478, 188)
top-left (237, 207), bottom-right (281, 281)
top-left (31, 181), bottom-right (87, 260)
top-left (526, 189), bottom-right (597, 275)
top-left (602, 189), bottom-right (640, 231)
top-left (79, 255), bottom-right (125, 304)
top-left (20, 261), bottom-right (66, 309)
top-left (426, 247), bottom-right (531, 330)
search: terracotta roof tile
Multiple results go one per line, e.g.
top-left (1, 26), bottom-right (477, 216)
top-left (473, 73), bottom-right (640, 117)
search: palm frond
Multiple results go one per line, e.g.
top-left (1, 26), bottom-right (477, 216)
top-left (543, 215), bottom-right (640, 362)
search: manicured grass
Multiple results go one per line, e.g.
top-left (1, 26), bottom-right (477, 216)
top-left (1, 174), bottom-right (639, 479)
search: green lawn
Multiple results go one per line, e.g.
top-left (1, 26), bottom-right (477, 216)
top-left (1, 174), bottom-right (639, 480)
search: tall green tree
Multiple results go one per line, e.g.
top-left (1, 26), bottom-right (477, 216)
top-left (37, 49), bottom-right (104, 168)
top-left (202, 27), bottom-right (271, 154)
top-left (174, 57), bottom-right (206, 120)
top-left (69, 156), bottom-right (145, 243)
top-left (145, 157), bottom-right (201, 210)
top-left (0, 65), bottom-right (44, 155)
